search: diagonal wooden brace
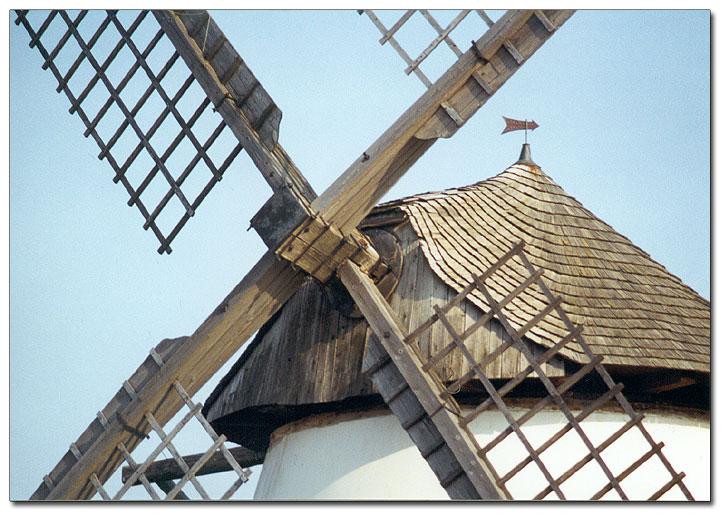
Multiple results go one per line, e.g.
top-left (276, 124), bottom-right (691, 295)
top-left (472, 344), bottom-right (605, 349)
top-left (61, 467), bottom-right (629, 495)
top-left (337, 260), bottom-right (508, 499)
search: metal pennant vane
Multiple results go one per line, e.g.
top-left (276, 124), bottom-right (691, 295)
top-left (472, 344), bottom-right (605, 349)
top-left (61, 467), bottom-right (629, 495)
top-left (502, 116), bottom-right (539, 134)
top-left (502, 116), bottom-right (539, 144)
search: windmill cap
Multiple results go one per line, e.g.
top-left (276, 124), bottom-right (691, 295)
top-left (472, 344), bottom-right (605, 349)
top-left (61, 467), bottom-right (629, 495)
top-left (516, 143), bottom-right (537, 166)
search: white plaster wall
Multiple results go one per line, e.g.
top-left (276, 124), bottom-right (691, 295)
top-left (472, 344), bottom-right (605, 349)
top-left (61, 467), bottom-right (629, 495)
top-left (254, 408), bottom-right (709, 501)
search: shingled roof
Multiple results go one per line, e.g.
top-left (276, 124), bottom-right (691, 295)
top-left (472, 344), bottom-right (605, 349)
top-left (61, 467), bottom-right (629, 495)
top-left (373, 154), bottom-right (710, 373)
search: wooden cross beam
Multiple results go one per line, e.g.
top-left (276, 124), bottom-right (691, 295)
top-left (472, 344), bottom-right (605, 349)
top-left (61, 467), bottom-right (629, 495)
top-left (121, 446), bottom-right (265, 486)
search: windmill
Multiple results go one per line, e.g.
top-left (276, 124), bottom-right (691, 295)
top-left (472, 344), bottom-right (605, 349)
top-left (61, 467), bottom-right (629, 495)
top-left (10, 9), bottom-right (709, 500)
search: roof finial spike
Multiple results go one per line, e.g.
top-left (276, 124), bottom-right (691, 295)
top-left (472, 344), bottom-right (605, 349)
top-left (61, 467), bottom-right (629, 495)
top-left (516, 143), bottom-right (537, 166)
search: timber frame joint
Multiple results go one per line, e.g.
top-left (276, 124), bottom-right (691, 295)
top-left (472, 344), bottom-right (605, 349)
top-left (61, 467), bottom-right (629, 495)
top-left (251, 184), bottom-right (382, 283)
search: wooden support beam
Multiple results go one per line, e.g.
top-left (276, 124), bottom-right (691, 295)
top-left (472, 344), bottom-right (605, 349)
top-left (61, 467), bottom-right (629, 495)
top-left (645, 375), bottom-right (696, 394)
top-left (363, 333), bottom-right (483, 498)
top-left (337, 260), bottom-right (508, 500)
top-left (121, 446), bottom-right (265, 485)
top-left (31, 252), bottom-right (305, 500)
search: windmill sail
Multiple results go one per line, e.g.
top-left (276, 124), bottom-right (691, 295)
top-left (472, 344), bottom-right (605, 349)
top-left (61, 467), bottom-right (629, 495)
top-left (15, 9), bottom-right (578, 500)
top-left (13, 9), bottom-right (303, 254)
top-left (340, 241), bottom-right (693, 499)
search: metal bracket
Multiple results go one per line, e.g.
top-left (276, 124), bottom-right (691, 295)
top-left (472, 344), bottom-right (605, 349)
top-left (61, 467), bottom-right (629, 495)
top-left (250, 184), bottom-right (313, 252)
top-left (116, 413), bottom-right (150, 440)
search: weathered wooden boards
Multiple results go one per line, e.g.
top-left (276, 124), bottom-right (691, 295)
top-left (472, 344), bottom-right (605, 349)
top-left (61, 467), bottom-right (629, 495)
top-left (202, 222), bottom-right (564, 442)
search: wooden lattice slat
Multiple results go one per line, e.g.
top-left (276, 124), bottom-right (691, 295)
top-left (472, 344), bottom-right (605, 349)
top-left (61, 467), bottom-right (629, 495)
top-left (406, 10), bottom-right (470, 73)
top-left (14, 9), bottom-right (246, 254)
top-left (361, 9), bottom-right (502, 88)
top-left (116, 442), bottom-right (161, 500)
top-left (27, 335), bottom-right (253, 501)
top-left (112, 380), bottom-right (250, 500)
top-left (108, 372), bottom-right (251, 500)
top-left (407, 241), bottom-right (694, 500)
top-left (363, 10), bottom-right (432, 87)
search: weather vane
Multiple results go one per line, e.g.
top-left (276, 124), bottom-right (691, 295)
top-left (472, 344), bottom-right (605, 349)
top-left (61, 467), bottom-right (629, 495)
top-left (502, 116), bottom-right (539, 143)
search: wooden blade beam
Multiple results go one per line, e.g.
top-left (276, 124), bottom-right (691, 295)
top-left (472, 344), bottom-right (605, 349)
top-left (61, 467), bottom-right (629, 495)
top-left (154, 10), bottom-right (316, 206)
top-left (337, 260), bottom-right (508, 499)
top-left (312, 9), bottom-right (574, 233)
top-left (31, 253), bottom-right (305, 500)
top-left (30, 9), bottom-right (574, 500)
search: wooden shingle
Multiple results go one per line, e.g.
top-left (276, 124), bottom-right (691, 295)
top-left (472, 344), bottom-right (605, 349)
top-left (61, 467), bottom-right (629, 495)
top-left (380, 162), bottom-right (709, 372)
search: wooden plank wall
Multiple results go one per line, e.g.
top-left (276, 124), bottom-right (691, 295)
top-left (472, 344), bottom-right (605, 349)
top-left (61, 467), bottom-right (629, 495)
top-left (205, 221), bottom-right (564, 425)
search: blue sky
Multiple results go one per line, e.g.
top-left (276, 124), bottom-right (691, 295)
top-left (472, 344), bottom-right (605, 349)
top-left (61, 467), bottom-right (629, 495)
top-left (7, 9), bottom-right (710, 500)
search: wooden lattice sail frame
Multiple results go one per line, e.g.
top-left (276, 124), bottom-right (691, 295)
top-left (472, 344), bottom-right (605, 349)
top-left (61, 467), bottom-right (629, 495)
top-left (13, 9), bottom-right (313, 254)
top-left (341, 239), bottom-right (694, 500)
top-left (92, 380), bottom-right (251, 500)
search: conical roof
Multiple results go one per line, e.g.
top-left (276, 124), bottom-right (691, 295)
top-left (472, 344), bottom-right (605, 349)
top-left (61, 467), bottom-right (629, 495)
top-left (374, 159), bottom-right (709, 372)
